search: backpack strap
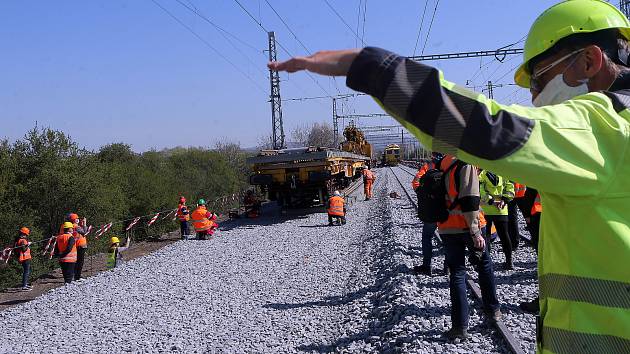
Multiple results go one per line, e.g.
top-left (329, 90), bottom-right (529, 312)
top-left (444, 159), bottom-right (464, 210)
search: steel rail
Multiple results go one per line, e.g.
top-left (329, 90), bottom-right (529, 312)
top-left (389, 166), bottom-right (526, 354)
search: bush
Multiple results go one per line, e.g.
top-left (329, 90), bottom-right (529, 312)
top-left (0, 127), bottom-right (250, 290)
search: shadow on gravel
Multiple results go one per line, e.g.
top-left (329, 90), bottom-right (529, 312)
top-left (0, 299), bottom-right (30, 306)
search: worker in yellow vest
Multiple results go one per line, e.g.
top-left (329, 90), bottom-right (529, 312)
top-left (107, 236), bottom-right (131, 269)
top-left (327, 191), bottom-right (346, 226)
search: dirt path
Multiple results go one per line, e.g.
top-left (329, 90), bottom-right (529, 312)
top-left (0, 231), bottom-right (181, 311)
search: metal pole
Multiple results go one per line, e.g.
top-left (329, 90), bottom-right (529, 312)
top-left (332, 98), bottom-right (339, 147)
top-left (268, 31), bottom-right (285, 149)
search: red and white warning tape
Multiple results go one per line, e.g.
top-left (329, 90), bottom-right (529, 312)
top-left (147, 213), bottom-right (160, 227)
top-left (125, 217), bottom-right (141, 231)
top-left (95, 223), bottom-right (113, 239)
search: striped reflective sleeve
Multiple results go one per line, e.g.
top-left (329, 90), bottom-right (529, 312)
top-left (540, 273), bottom-right (630, 309)
top-left (502, 180), bottom-right (515, 200)
top-left (544, 326), bottom-right (630, 354)
top-left (346, 47), bottom-right (534, 161)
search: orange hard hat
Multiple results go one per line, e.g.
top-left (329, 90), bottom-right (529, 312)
top-left (179, 196), bottom-right (186, 203)
top-left (67, 213), bottom-right (79, 222)
top-left (19, 227), bottom-right (30, 236)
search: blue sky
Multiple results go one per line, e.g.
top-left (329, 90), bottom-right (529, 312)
top-left (0, 0), bottom-right (560, 151)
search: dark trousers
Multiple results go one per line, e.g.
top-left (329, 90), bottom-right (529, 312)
top-left (21, 260), bottom-right (31, 287)
top-left (180, 221), bottom-right (190, 239)
top-left (196, 230), bottom-right (209, 240)
top-left (74, 248), bottom-right (86, 280)
top-left (507, 200), bottom-right (521, 249)
top-left (60, 262), bottom-right (75, 284)
top-left (484, 215), bottom-right (513, 264)
top-left (421, 222), bottom-right (437, 267)
top-left (328, 214), bottom-right (346, 225)
top-left (529, 213), bottom-right (541, 252)
top-left (442, 229), bottom-right (499, 329)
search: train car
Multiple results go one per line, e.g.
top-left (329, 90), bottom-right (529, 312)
top-left (382, 144), bottom-right (401, 166)
top-left (247, 147), bottom-right (369, 208)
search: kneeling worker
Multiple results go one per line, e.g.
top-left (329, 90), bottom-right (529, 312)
top-left (191, 199), bottom-right (218, 240)
top-left (327, 191), bottom-right (346, 226)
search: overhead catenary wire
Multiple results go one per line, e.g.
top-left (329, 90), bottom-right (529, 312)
top-left (322, 0), bottom-right (366, 46)
top-left (150, 0), bottom-right (267, 94)
top-left (232, 0), bottom-right (334, 98)
top-left (420, 0), bottom-right (441, 55)
top-left (174, 0), bottom-right (269, 80)
top-left (412, 0), bottom-right (430, 57)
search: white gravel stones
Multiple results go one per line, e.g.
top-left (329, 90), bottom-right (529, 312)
top-left (0, 166), bottom-right (537, 353)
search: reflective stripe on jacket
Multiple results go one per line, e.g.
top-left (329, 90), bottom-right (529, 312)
top-left (56, 233), bottom-right (77, 263)
top-left (327, 196), bottom-right (345, 216)
top-left (411, 162), bottom-right (433, 190)
top-left (531, 193), bottom-right (542, 216)
top-left (346, 46), bottom-right (630, 353)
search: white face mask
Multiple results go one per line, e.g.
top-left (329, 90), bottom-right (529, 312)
top-left (532, 73), bottom-right (589, 107)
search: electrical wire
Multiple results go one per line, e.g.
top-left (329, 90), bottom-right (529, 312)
top-left (322, 0), bottom-right (366, 46)
top-left (150, 0), bottom-right (267, 94)
top-left (412, 0), bottom-right (429, 57)
top-left (175, 0), bottom-right (268, 80)
top-left (232, 0), bottom-right (334, 98)
top-left (420, 0), bottom-right (441, 55)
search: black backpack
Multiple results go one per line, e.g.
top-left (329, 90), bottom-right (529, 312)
top-left (415, 159), bottom-right (463, 223)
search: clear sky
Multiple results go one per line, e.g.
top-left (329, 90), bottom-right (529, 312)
top-left (0, 0), bottom-right (561, 151)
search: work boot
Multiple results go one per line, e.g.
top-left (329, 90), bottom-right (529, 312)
top-left (444, 327), bottom-right (470, 340)
top-left (484, 308), bottom-right (502, 323)
top-left (21, 286), bottom-right (32, 292)
top-left (412, 264), bottom-right (432, 276)
top-left (519, 298), bottom-right (540, 313)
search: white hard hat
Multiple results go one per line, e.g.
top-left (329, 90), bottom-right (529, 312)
top-left (333, 191), bottom-right (341, 196)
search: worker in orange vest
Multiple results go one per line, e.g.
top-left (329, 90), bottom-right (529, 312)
top-left (327, 190), bottom-right (346, 226)
top-left (412, 152), bottom-right (443, 276)
top-left (176, 196), bottom-right (190, 239)
top-left (68, 213), bottom-right (88, 280)
top-left (190, 199), bottom-right (218, 240)
top-left (14, 227), bottom-right (32, 291)
top-left (54, 222), bottom-right (77, 284)
top-left (437, 155), bottom-right (500, 340)
top-left (362, 166), bottom-right (376, 200)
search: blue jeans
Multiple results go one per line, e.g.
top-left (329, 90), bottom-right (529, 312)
top-left (179, 221), bottom-right (189, 239)
top-left (421, 222), bottom-right (437, 267)
top-left (21, 260), bottom-right (31, 287)
top-left (442, 229), bottom-right (499, 329)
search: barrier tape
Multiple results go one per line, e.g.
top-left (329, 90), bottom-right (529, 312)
top-left (84, 225), bottom-right (93, 236)
top-left (95, 223), bottom-right (112, 239)
top-left (125, 217), bottom-right (141, 232)
top-left (48, 240), bottom-right (56, 259)
top-left (147, 213), bottom-right (160, 227)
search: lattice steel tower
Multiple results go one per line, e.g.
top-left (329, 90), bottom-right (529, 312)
top-left (268, 31), bottom-right (285, 150)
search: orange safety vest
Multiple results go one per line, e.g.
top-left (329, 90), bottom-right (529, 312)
top-left (531, 193), bottom-right (542, 215)
top-left (411, 162), bottom-right (433, 190)
top-left (16, 238), bottom-right (31, 263)
top-left (56, 233), bottom-right (77, 263)
top-left (437, 155), bottom-right (486, 233)
top-left (74, 228), bottom-right (87, 248)
top-left (327, 196), bottom-right (345, 216)
top-left (176, 204), bottom-right (190, 222)
top-left (362, 169), bottom-right (375, 182)
top-left (513, 182), bottom-right (527, 198)
top-left (191, 207), bottom-right (213, 232)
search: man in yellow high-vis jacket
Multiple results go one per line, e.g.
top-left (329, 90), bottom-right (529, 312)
top-left (269, 1), bottom-right (630, 352)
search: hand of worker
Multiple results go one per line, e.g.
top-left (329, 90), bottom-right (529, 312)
top-left (267, 49), bottom-right (361, 76)
top-left (494, 200), bottom-right (506, 209)
top-left (472, 234), bottom-right (485, 250)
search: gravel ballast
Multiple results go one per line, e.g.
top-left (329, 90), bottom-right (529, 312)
top-left (0, 167), bottom-right (537, 353)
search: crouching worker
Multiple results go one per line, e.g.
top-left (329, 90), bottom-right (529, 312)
top-left (243, 190), bottom-right (262, 218)
top-left (54, 222), bottom-right (77, 284)
top-left (107, 236), bottom-right (131, 269)
top-left (327, 191), bottom-right (346, 226)
top-left (191, 199), bottom-right (218, 240)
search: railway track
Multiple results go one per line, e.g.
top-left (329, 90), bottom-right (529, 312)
top-left (389, 166), bottom-right (527, 354)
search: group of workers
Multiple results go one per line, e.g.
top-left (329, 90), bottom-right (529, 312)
top-left (11, 213), bottom-right (132, 290)
top-left (176, 196), bottom-right (218, 240)
top-left (270, 0), bottom-right (630, 350)
top-left (9, 195), bottom-right (218, 291)
top-left (325, 165), bottom-right (377, 226)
